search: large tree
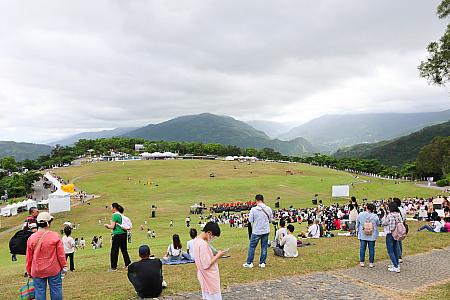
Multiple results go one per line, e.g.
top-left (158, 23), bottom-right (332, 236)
top-left (416, 136), bottom-right (450, 178)
top-left (418, 0), bottom-right (450, 85)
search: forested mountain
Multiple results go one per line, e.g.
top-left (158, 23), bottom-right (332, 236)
top-left (333, 121), bottom-right (450, 166)
top-left (122, 113), bottom-right (316, 156)
top-left (0, 141), bottom-right (53, 161)
top-left (279, 110), bottom-right (450, 152)
top-left (49, 127), bottom-right (138, 146)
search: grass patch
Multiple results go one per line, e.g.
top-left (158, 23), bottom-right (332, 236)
top-left (0, 160), bottom-right (448, 299)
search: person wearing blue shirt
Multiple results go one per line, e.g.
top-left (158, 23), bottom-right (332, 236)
top-left (356, 203), bottom-right (380, 268)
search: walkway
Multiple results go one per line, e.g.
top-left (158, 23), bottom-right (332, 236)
top-left (158, 247), bottom-right (450, 300)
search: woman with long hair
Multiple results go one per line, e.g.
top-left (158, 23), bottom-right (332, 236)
top-left (163, 234), bottom-right (191, 262)
top-left (381, 202), bottom-right (403, 273)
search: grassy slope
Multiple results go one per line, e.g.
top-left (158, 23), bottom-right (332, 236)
top-left (0, 160), bottom-right (448, 299)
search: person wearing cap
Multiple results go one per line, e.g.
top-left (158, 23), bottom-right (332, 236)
top-left (127, 245), bottom-right (165, 299)
top-left (26, 212), bottom-right (67, 300)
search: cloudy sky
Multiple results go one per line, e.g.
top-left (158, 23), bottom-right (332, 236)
top-left (0, 0), bottom-right (449, 143)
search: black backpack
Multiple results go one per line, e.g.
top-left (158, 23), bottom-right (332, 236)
top-left (9, 230), bottom-right (32, 255)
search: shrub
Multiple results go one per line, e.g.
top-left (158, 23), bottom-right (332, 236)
top-left (436, 179), bottom-right (449, 187)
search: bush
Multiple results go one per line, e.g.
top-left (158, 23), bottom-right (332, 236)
top-left (436, 179), bottom-right (449, 187)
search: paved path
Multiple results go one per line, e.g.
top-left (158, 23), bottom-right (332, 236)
top-left (156, 247), bottom-right (450, 300)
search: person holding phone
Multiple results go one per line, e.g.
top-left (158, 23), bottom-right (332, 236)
top-left (193, 222), bottom-right (227, 300)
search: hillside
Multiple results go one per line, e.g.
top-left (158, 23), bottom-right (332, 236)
top-left (279, 109), bottom-right (450, 152)
top-left (246, 120), bottom-right (293, 138)
top-left (123, 113), bottom-right (316, 156)
top-left (49, 127), bottom-right (138, 146)
top-left (334, 121), bottom-right (450, 166)
top-left (0, 141), bottom-right (53, 161)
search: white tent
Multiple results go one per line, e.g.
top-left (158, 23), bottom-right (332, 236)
top-left (0, 204), bottom-right (18, 216)
top-left (26, 199), bottom-right (37, 210)
top-left (44, 172), bottom-right (62, 190)
top-left (48, 189), bottom-right (71, 214)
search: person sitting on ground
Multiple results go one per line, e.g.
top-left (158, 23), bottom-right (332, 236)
top-left (186, 228), bottom-right (198, 261)
top-left (128, 245), bottom-right (166, 299)
top-left (273, 224), bottom-right (298, 258)
top-left (417, 216), bottom-right (445, 233)
top-left (163, 234), bottom-right (192, 262)
top-left (443, 217), bottom-right (450, 232)
top-left (307, 219), bottom-right (321, 239)
top-left (274, 219), bottom-right (287, 248)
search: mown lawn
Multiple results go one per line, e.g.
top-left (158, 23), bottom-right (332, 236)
top-left (0, 160), bottom-right (448, 299)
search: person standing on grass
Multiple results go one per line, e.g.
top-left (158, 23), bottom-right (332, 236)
top-left (26, 212), bottom-right (67, 300)
top-left (243, 194), bottom-right (273, 269)
top-left (393, 198), bottom-right (406, 263)
top-left (381, 202), bottom-right (403, 273)
top-left (356, 203), bottom-right (380, 268)
top-left (104, 203), bottom-right (131, 271)
top-left (62, 226), bottom-right (76, 272)
top-left (193, 222), bottom-right (227, 300)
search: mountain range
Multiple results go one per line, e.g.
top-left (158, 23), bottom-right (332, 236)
top-left (0, 141), bottom-right (53, 161)
top-left (122, 113), bottom-right (316, 156)
top-left (333, 121), bottom-right (450, 166)
top-left (279, 110), bottom-right (450, 152)
top-left (49, 127), bottom-right (138, 146)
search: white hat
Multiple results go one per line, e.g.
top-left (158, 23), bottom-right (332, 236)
top-left (37, 212), bottom-right (53, 223)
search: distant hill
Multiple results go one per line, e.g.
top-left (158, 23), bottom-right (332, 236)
top-left (49, 127), bottom-right (138, 146)
top-left (123, 113), bottom-right (316, 156)
top-left (334, 121), bottom-right (450, 166)
top-left (246, 120), bottom-right (293, 139)
top-left (279, 109), bottom-right (450, 152)
top-left (0, 141), bottom-right (53, 161)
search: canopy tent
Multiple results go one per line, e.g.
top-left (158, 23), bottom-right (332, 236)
top-left (44, 172), bottom-right (62, 190)
top-left (141, 151), bottom-right (178, 159)
top-left (48, 189), bottom-right (71, 214)
top-left (25, 199), bottom-right (37, 210)
top-left (1, 204), bottom-right (18, 216)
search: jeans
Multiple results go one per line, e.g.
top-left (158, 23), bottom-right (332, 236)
top-left (359, 240), bottom-right (375, 263)
top-left (65, 253), bottom-right (74, 271)
top-left (397, 239), bottom-right (403, 259)
top-left (418, 225), bottom-right (435, 232)
top-left (33, 272), bottom-right (63, 300)
top-left (246, 233), bottom-right (269, 264)
top-left (385, 233), bottom-right (399, 268)
top-left (111, 233), bottom-right (131, 269)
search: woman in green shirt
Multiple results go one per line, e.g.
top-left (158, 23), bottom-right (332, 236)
top-left (104, 203), bottom-right (131, 270)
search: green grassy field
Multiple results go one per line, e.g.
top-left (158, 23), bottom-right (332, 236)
top-left (0, 160), bottom-right (449, 299)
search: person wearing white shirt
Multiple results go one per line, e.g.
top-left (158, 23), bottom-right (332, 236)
top-left (274, 220), bottom-right (287, 247)
top-left (62, 226), bottom-right (76, 271)
top-left (307, 220), bottom-right (321, 239)
top-left (274, 224), bottom-right (298, 258)
top-left (186, 228), bottom-right (197, 261)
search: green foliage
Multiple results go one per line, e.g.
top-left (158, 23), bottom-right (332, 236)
top-left (0, 156), bottom-right (17, 172)
top-left (0, 171), bottom-right (40, 198)
top-left (416, 136), bottom-right (450, 178)
top-left (419, 0), bottom-right (450, 85)
top-left (437, 179), bottom-right (449, 187)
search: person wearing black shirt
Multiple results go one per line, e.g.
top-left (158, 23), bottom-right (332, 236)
top-left (128, 245), bottom-right (165, 299)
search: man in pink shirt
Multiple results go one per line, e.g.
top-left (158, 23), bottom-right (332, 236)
top-left (26, 212), bottom-right (67, 300)
top-left (193, 222), bottom-right (228, 300)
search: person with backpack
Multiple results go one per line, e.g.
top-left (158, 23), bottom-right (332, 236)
top-left (243, 194), bottom-right (273, 269)
top-left (356, 203), bottom-right (380, 267)
top-left (104, 203), bottom-right (131, 271)
top-left (381, 202), bottom-right (404, 273)
top-left (393, 198), bottom-right (407, 263)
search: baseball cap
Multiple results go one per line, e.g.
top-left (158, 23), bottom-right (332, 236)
top-left (37, 212), bottom-right (54, 223)
top-left (138, 245), bottom-right (151, 256)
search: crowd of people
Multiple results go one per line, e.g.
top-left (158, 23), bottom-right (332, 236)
top-left (16, 191), bottom-right (450, 300)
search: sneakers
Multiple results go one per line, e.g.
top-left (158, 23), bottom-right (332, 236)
top-left (387, 265), bottom-right (400, 270)
top-left (359, 262), bottom-right (365, 267)
top-left (388, 267), bottom-right (401, 273)
top-left (369, 263), bottom-right (374, 268)
top-left (399, 258), bottom-right (403, 263)
top-left (243, 263), bottom-right (254, 268)
top-left (259, 263), bottom-right (266, 268)
top-left (107, 268), bottom-right (117, 272)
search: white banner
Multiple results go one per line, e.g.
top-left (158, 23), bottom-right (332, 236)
top-left (332, 185), bottom-right (350, 198)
